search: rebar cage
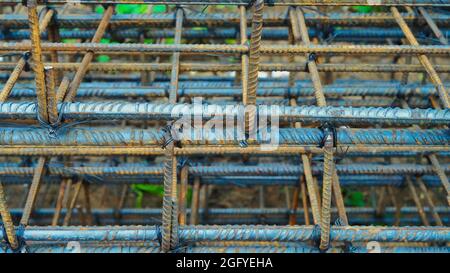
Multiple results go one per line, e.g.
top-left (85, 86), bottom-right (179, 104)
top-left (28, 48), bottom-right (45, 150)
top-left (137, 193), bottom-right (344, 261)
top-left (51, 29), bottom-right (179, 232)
top-left (0, 0), bottom-right (449, 253)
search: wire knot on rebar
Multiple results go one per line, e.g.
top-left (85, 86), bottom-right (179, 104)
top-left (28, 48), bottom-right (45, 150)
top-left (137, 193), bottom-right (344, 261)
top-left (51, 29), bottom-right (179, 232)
top-left (0, 223), bottom-right (28, 253)
top-left (35, 102), bottom-right (65, 138)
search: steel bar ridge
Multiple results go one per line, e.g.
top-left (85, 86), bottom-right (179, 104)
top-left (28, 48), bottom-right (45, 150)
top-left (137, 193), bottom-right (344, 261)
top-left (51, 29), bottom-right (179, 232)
top-left (1, 42), bottom-right (449, 55)
top-left (0, 225), bottom-right (448, 243)
top-left (2, 13), bottom-right (450, 28)
top-left (0, 102), bottom-right (448, 125)
top-left (0, 163), bottom-right (449, 177)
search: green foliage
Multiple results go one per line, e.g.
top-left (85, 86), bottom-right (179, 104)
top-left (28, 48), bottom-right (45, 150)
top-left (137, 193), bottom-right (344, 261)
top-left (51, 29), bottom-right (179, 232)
top-left (62, 39), bottom-right (77, 43)
top-left (351, 6), bottom-right (386, 13)
top-left (225, 39), bottom-right (236, 45)
top-left (117, 4), bottom-right (149, 14)
top-left (152, 5), bottom-right (167, 14)
top-left (131, 184), bottom-right (192, 208)
top-left (345, 191), bottom-right (366, 207)
top-left (165, 38), bottom-right (175, 45)
top-left (131, 184), bottom-right (164, 208)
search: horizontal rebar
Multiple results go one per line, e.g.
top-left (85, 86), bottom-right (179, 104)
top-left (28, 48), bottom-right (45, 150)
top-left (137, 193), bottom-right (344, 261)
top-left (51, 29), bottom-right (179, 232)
top-left (8, 206), bottom-right (450, 218)
top-left (2, 12), bottom-right (450, 28)
top-left (3, 28), bottom-right (450, 41)
top-left (0, 163), bottom-right (449, 177)
top-left (1, 42), bottom-right (449, 55)
top-left (1, 245), bottom-right (448, 253)
top-left (0, 174), bottom-right (443, 187)
top-left (2, 62), bottom-right (450, 74)
top-left (5, 83), bottom-right (447, 98)
top-left (0, 225), bottom-right (447, 243)
top-left (0, 127), bottom-right (447, 147)
top-left (0, 102), bottom-right (448, 126)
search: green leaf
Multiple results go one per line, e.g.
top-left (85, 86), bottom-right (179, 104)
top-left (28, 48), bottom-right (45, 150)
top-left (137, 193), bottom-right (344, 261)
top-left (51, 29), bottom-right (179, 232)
top-left (96, 55), bottom-right (110, 63)
top-left (62, 39), bottom-right (78, 44)
top-left (153, 5), bottom-right (167, 14)
top-left (117, 4), bottom-right (149, 15)
top-left (353, 6), bottom-right (373, 13)
top-left (165, 38), bottom-right (175, 45)
top-left (345, 191), bottom-right (366, 207)
top-left (95, 5), bottom-right (105, 14)
top-left (143, 38), bottom-right (154, 44)
top-left (132, 184), bottom-right (164, 197)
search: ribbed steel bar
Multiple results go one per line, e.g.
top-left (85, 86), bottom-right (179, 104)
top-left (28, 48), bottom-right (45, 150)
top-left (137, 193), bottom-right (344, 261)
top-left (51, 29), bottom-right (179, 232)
top-left (7, 214), bottom-right (450, 226)
top-left (161, 7), bottom-right (184, 252)
top-left (3, 62), bottom-right (450, 73)
top-left (0, 174), bottom-right (445, 187)
top-left (179, 165), bottom-right (188, 226)
top-left (418, 7), bottom-right (449, 45)
top-left (1, 42), bottom-right (449, 55)
top-left (43, 67), bottom-right (58, 124)
top-left (0, 183), bottom-right (18, 250)
top-left (62, 179), bottom-right (83, 226)
top-left (1, 244), bottom-right (449, 253)
top-left (292, 7), bottom-right (326, 107)
top-left (416, 177), bottom-right (443, 226)
top-left (0, 225), bottom-right (447, 243)
top-left (5, 83), bottom-right (449, 98)
top-left (246, 0), bottom-right (264, 108)
top-left (428, 154), bottom-right (450, 205)
top-left (9, 207), bottom-right (450, 218)
top-left (0, 102), bottom-right (448, 126)
top-left (0, 2), bottom-right (55, 253)
top-left (3, 12), bottom-right (450, 28)
top-left (7, 27), bottom-right (450, 41)
top-left (26, 0), bottom-right (48, 123)
top-left (19, 157), bottom-right (46, 226)
top-left (406, 176), bottom-right (430, 225)
top-left (392, 7), bottom-right (450, 108)
top-left (0, 127), bottom-right (446, 147)
top-left (63, 5), bottom-right (114, 102)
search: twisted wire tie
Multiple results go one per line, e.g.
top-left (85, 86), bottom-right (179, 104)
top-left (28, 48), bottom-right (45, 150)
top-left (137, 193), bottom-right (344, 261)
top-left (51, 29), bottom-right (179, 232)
top-left (0, 223), bottom-right (28, 253)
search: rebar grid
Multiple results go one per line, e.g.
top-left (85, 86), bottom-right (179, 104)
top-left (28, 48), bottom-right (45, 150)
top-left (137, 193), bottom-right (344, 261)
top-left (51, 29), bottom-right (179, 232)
top-left (0, 1), bottom-right (449, 254)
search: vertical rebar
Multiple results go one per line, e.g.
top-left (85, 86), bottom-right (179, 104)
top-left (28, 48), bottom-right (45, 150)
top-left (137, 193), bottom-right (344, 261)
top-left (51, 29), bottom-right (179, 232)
top-left (63, 5), bottom-right (114, 102)
top-left (44, 67), bottom-right (58, 124)
top-left (246, 0), bottom-right (264, 139)
top-left (83, 183), bottom-right (93, 226)
top-left (320, 132), bottom-right (334, 251)
top-left (162, 7), bottom-right (184, 252)
top-left (168, 8), bottom-right (184, 103)
top-left (27, 0), bottom-right (48, 122)
top-left (52, 178), bottom-right (68, 226)
top-left (405, 176), bottom-right (430, 226)
top-left (294, 7), bottom-right (326, 107)
top-left (246, 0), bottom-right (264, 106)
top-left (416, 177), bottom-right (443, 226)
top-left (63, 179), bottom-right (83, 226)
top-left (428, 154), bottom-right (450, 206)
top-left (418, 7), bottom-right (448, 45)
top-left (179, 165), bottom-right (188, 226)
top-left (240, 5), bottom-right (249, 105)
top-left (0, 183), bottom-right (18, 249)
top-left (391, 7), bottom-right (450, 109)
top-left (20, 157), bottom-right (46, 226)
top-left (332, 169), bottom-right (348, 225)
top-left (190, 177), bottom-right (201, 225)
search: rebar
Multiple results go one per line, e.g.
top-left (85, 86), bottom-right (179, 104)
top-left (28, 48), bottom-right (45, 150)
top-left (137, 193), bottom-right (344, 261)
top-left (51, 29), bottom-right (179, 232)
top-left (0, 1), bottom-right (448, 254)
